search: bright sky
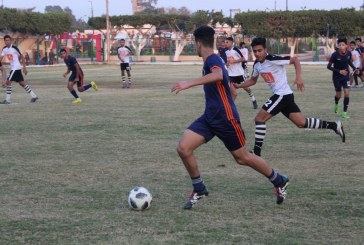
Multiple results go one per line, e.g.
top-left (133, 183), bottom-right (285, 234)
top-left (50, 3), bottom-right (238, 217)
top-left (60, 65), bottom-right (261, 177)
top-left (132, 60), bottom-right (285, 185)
top-left (3, 0), bottom-right (364, 20)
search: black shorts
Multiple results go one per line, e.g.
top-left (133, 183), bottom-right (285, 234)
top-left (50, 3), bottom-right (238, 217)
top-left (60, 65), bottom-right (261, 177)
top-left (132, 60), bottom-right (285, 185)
top-left (262, 93), bottom-right (301, 118)
top-left (333, 77), bottom-right (350, 92)
top-left (120, 63), bottom-right (131, 71)
top-left (8, 70), bottom-right (24, 82)
top-left (229, 75), bottom-right (246, 84)
top-left (68, 70), bottom-right (84, 87)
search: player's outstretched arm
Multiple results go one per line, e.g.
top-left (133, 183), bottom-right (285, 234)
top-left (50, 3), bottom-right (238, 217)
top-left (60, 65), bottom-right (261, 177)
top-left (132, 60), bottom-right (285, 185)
top-left (290, 56), bottom-right (304, 92)
top-left (171, 67), bottom-right (223, 94)
top-left (234, 76), bottom-right (258, 89)
top-left (19, 54), bottom-right (27, 75)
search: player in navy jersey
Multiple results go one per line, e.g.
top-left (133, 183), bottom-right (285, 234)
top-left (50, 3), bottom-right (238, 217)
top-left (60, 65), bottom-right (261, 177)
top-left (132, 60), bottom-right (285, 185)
top-left (235, 37), bottom-right (345, 157)
top-left (327, 38), bottom-right (358, 119)
top-left (60, 49), bottom-right (98, 103)
top-left (217, 39), bottom-right (228, 64)
top-left (117, 39), bottom-right (133, 88)
top-left (171, 26), bottom-right (289, 209)
top-left (0, 35), bottom-right (38, 104)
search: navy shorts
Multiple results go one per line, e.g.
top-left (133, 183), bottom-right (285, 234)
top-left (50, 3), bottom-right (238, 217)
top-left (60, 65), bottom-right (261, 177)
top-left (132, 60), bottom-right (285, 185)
top-left (8, 70), bottom-right (24, 82)
top-left (69, 70), bottom-right (84, 87)
top-left (188, 115), bottom-right (246, 151)
top-left (333, 77), bottom-right (350, 92)
top-left (263, 93), bottom-right (301, 118)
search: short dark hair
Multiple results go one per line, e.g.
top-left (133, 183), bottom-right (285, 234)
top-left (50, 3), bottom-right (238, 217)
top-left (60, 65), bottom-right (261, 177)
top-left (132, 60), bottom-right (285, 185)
top-left (251, 37), bottom-right (266, 48)
top-left (4, 35), bottom-right (11, 40)
top-left (120, 39), bottom-right (125, 42)
top-left (337, 38), bottom-right (347, 45)
top-left (355, 38), bottom-right (362, 42)
top-left (226, 37), bottom-right (234, 42)
top-left (193, 25), bottom-right (215, 48)
top-left (239, 42), bottom-right (245, 47)
top-left (350, 41), bottom-right (356, 45)
top-left (59, 48), bottom-right (67, 53)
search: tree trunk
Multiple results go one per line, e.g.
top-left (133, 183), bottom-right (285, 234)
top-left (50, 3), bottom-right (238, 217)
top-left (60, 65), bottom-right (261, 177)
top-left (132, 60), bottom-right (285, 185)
top-left (173, 36), bottom-right (186, 62)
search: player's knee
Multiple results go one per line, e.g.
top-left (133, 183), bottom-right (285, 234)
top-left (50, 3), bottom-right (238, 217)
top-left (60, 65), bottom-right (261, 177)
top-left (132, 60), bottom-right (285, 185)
top-left (176, 143), bottom-right (191, 157)
top-left (77, 87), bottom-right (84, 92)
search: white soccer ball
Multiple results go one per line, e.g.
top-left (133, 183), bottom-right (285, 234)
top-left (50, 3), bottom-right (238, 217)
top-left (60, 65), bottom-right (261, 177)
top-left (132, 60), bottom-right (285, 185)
top-left (128, 187), bottom-right (152, 211)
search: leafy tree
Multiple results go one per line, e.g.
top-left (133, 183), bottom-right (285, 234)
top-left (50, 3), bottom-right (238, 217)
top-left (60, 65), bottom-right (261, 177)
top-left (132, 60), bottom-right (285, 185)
top-left (45, 5), bottom-right (89, 32)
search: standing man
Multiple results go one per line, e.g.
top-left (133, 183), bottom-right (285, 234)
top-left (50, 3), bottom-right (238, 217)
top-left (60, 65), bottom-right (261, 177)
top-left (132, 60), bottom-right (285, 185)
top-left (117, 39), bottom-right (133, 88)
top-left (355, 38), bottom-right (364, 65)
top-left (171, 26), bottom-right (289, 209)
top-left (217, 39), bottom-right (228, 64)
top-left (0, 35), bottom-right (38, 104)
top-left (60, 49), bottom-right (98, 103)
top-left (349, 41), bottom-right (363, 88)
top-left (327, 38), bottom-right (358, 119)
top-left (235, 37), bottom-right (345, 157)
top-left (225, 37), bottom-right (258, 109)
top-left (239, 41), bottom-right (250, 77)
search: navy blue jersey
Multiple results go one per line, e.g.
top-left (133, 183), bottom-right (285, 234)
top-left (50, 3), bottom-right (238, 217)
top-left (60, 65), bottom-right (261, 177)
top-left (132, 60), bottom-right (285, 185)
top-left (327, 50), bottom-right (354, 80)
top-left (203, 54), bottom-right (239, 122)
top-left (217, 47), bottom-right (228, 63)
top-left (356, 46), bottom-right (364, 56)
top-left (64, 55), bottom-right (82, 73)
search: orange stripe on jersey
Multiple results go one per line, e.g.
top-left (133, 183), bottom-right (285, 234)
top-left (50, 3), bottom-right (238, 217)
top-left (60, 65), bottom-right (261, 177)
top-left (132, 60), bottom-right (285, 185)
top-left (210, 65), bottom-right (222, 71)
top-left (231, 119), bottom-right (246, 146)
top-left (217, 81), bottom-right (234, 120)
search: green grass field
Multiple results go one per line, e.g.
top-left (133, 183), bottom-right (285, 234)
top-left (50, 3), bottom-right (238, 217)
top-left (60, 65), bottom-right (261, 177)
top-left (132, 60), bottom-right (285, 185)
top-left (0, 64), bottom-right (363, 245)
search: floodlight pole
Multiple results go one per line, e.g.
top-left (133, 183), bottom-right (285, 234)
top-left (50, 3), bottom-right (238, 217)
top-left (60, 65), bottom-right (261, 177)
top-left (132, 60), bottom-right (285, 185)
top-left (286, 0), bottom-right (288, 11)
top-left (106, 0), bottom-right (110, 62)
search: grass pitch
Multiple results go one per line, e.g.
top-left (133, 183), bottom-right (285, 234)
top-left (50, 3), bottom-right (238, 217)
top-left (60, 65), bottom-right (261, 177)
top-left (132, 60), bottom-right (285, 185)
top-left (0, 64), bottom-right (363, 244)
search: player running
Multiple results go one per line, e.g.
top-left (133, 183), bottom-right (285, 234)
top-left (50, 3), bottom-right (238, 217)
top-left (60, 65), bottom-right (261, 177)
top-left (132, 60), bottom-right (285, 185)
top-left (0, 35), bottom-right (38, 104)
top-left (225, 37), bottom-right (258, 109)
top-left (117, 39), bottom-right (133, 88)
top-left (235, 37), bottom-right (345, 157)
top-left (327, 38), bottom-right (358, 119)
top-left (172, 26), bottom-right (289, 209)
top-left (60, 49), bottom-right (98, 103)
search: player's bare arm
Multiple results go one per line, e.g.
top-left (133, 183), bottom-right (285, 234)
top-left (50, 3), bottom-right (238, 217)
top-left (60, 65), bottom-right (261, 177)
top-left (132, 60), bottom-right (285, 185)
top-left (290, 56), bottom-right (304, 92)
top-left (234, 76), bottom-right (258, 89)
top-left (74, 63), bottom-right (82, 82)
top-left (171, 67), bottom-right (223, 94)
top-left (63, 68), bottom-right (70, 78)
top-left (20, 54), bottom-right (27, 75)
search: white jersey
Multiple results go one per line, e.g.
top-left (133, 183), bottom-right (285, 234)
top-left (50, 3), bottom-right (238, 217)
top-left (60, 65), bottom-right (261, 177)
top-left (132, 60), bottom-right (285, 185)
top-left (240, 47), bottom-right (249, 61)
top-left (252, 54), bottom-right (292, 95)
top-left (351, 49), bottom-right (361, 68)
top-left (225, 47), bottom-right (245, 76)
top-left (117, 46), bottom-right (132, 64)
top-left (1, 45), bottom-right (22, 70)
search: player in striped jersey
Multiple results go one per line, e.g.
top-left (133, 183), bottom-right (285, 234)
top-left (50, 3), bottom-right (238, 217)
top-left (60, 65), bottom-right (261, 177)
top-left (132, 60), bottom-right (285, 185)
top-left (117, 39), bottom-right (133, 88)
top-left (0, 35), bottom-right (38, 104)
top-left (172, 26), bottom-right (289, 209)
top-left (235, 37), bottom-right (345, 157)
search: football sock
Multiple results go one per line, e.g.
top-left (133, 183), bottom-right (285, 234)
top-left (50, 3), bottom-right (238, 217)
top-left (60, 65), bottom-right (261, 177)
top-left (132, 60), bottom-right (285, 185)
top-left (6, 86), bottom-right (12, 102)
top-left (245, 88), bottom-right (256, 101)
top-left (122, 75), bottom-right (126, 84)
top-left (343, 97), bottom-right (349, 112)
top-left (23, 85), bottom-right (37, 98)
top-left (70, 89), bottom-right (79, 98)
top-left (268, 169), bottom-right (284, 187)
top-left (128, 75), bottom-right (131, 84)
top-left (334, 96), bottom-right (340, 104)
top-left (191, 175), bottom-right (205, 193)
top-left (304, 118), bottom-right (337, 130)
top-left (254, 122), bottom-right (266, 156)
top-left (83, 84), bottom-right (92, 91)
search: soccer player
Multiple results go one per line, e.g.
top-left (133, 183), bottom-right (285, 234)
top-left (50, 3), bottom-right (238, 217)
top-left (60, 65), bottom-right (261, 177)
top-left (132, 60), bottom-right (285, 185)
top-left (0, 35), bottom-right (38, 104)
top-left (327, 38), bottom-right (358, 119)
top-left (217, 39), bottom-right (228, 64)
top-left (225, 37), bottom-right (258, 109)
top-left (117, 39), bottom-right (133, 88)
top-left (234, 37), bottom-right (345, 157)
top-left (349, 41), bottom-right (363, 88)
top-left (60, 49), bottom-right (98, 103)
top-left (171, 26), bottom-right (289, 209)
top-left (239, 41), bottom-right (250, 77)
top-left (355, 38), bottom-right (364, 65)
